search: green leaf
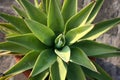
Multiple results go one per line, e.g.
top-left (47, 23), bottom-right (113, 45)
top-left (50, 57), bottom-right (67, 80)
top-left (0, 75), bottom-right (12, 80)
top-left (29, 70), bottom-right (49, 80)
top-left (19, 0), bottom-right (47, 25)
top-left (0, 23), bottom-right (19, 33)
top-left (55, 46), bottom-right (70, 62)
top-left (67, 63), bottom-right (86, 80)
top-left (87, 0), bottom-right (104, 23)
top-left (34, 0), bottom-right (39, 8)
top-left (82, 18), bottom-right (120, 40)
top-left (0, 13), bottom-right (31, 33)
top-left (65, 1), bottom-right (95, 32)
top-left (25, 19), bottom-right (55, 46)
top-left (93, 62), bottom-right (112, 80)
top-left (48, 0), bottom-right (64, 34)
top-left (0, 41), bottom-right (30, 54)
top-left (62, 0), bottom-right (77, 23)
top-left (66, 24), bottom-right (94, 45)
top-left (70, 47), bottom-right (97, 72)
top-left (5, 50), bottom-right (39, 76)
top-left (31, 49), bottom-right (57, 77)
top-left (7, 33), bottom-right (47, 51)
top-left (12, 6), bottom-right (27, 18)
top-left (74, 40), bottom-right (120, 57)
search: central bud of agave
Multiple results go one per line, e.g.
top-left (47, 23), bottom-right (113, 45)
top-left (55, 34), bottom-right (66, 49)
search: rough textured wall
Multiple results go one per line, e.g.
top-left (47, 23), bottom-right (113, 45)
top-left (0, 0), bottom-right (120, 80)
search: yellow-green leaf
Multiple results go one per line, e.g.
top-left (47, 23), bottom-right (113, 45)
top-left (62, 0), bottom-right (77, 23)
top-left (31, 49), bottom-right (57, 77)
top-left (66, 24), bottom-right (94, 45)
top-left (48, 0), bottom-right (64, 34)
top-left (25, 19), bottom-right (55, 46)
top-left (55, 46), bottom-right (70, 62)
top-left (70, 47), bottom-right (97, 72)
top-left (50, 57), bottom-right (67, 80)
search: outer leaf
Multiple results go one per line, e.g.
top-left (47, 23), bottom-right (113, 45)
top-left (25, 19), bottom-right (55, 46)
top-left (31, 49), bottom-right (57, 77)
top-left (7, 33), bottom-right (47, 51)
top-left (48, 0), bottom-right (64, 34)
top-left (0, 23), bottom-right (19, 33)
top-left (67, 63), bottom-right (86, 80)
top-left (82, 18), bottom-right (120, 40)
top-left (19, 0), bottom-right (47, 25)
top-left (62, 0), bottom-right (77, 23)
top-left (50, 57), bottom-right (67, 80)
top-left (5, 50), bottom-right (39, 76)
top-left (70, 47), bottom-right (97, 72)
top-left (66, 24), bottom-right (94, 45)
top-left (93, 62), bottom-right (112, 80)
top-left (87, 0), bottom-right (104, 23)
top-left (34, 0), bottom-right (39, 7)
top-left (65, 1), bottom-right (95, 32)
top-left (55, 46), bottom-right (70, 62)
top-left (0, 41), bottom-right (29, 54)
top-left (29, 70), bottom-right (49, 80)
top-left (74, 40), bottom-right (120, 57)
top-left (12, 6), bottom-right (27, 18)
top-left (0, 13), bottom-right (31, 33)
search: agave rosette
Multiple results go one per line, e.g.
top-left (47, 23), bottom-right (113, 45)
top-left (0, 0), bottom-right (120, 80)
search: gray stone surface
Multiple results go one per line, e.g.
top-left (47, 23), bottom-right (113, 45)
top-left (0, 0), bottom-right (120, 80)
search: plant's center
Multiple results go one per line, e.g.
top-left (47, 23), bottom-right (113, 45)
top-left (55, 34), bottom-right (66, 49)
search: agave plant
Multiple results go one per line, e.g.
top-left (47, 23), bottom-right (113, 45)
top-left (0, 0), bottom-right (120, 80)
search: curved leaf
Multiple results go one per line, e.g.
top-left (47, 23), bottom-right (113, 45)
top-left (7, 33), bottom-right (47, 51)
top-left (30, 49), bottom-right (57, 77)
top-left (50, 57), bottom-right (67, 80)
top-left (5, 50), bottom-right (39, 76)
top-left (66, 24), bottom-right (94, 45)
top-left (74, 40), bottom-right (120, 57)
top-left (0, 13), bottom-right (31, 33)
top-left (19, 0), bottom-right (47, 25)
top-left (62, 0), bottom-right (77, 23)
top-left (67, 63), bottom-right (86, 80)
top-left (29, 70), bottom-right (49, 80)
top-left (25, 19), bottom-right (55, 46)
top-left (70, 47), bottom-right (97, 72)
top-left (0, 41), bottom-right (30, 54)
top-left (48, 0), bottom-right (64, 34)
top-left (82, 18), bottom-right (120, 40)
top-left (65, 1), bottom-right (95, 32)
top-left (55, 46), bottom-right (70, 62)
top-left (87, 0), bottom-right (104, 23)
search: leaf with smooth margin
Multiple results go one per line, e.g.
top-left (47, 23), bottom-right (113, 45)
top-left (19, 0), bottom-right (47, 25)
top-left (30, 49), bottom-right (57, 77)
top-left (12, 6), bottom-right (27, 18)
top-left (70, 47), bottom-right (97, 72)
top-left (0, 41), bottom-right (29, 54)
top-left (34, 0), bottom-right (39, 7)
top-left (25, 19), bottom-right (55, 46)
top-left (0, 13), bottom-right (31, 33)
top-left (0, 23), bottom-right (19, 33)
top-left (50, 57), bottom-right (67, 80)
top-left (66, 24), bottom-right (94, 45)
top-left (65, 1), bottom-right (95, 32)
top-left (74, 40), bottom-right (120, 57)
top-left (0, 75), bottom-right (12, 80)
top-left (48, 0), bottom-right (64, 34)
top-left (87, 0), bottom-right (104, 23)
top-left (67, 63), bottom-right (86, 80)
top-left (29, 70), bottom-right (49, 80)
top-left (93, 62), bottom-right (112, 80)
top-left (5, 50), bottom-right (39, 76)
top-left (55, 46), bottom-right (70, 62)
top-left (7, 33), bottom-right (47, 51)
top-left (82, 18), bottom-right (120, 40)
top-left (62, 0), bottom-right (77, 23)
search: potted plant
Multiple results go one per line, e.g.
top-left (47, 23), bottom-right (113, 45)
top-left (0, 0), bottom-right (120, 80)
